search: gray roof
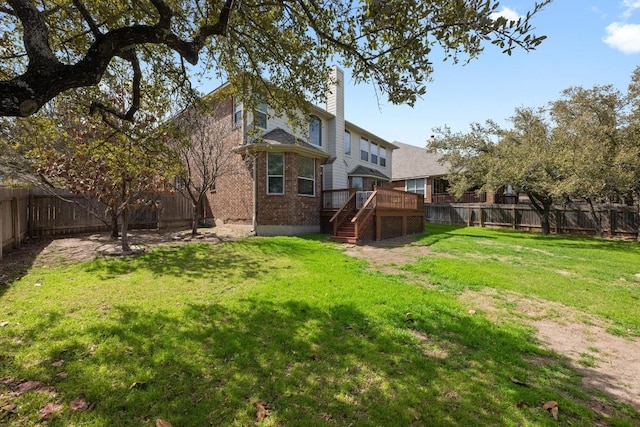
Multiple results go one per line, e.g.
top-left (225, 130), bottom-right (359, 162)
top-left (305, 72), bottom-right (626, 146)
top-left (260, 128), bottom-right (322, 152)
top-left (391, 141), bottom-right (450, 181)
top-left (349, 165), bottom-right (390, 181)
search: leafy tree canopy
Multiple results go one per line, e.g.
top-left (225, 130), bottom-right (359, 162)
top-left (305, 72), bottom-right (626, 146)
top-left (0, 0), bottom-right (550, 120)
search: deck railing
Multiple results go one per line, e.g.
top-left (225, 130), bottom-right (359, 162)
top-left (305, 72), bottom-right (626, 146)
top-left (329, 192), bottom-right (357, 236)
top-left (323, 188), bottom-right (355, 210)
top-left (375, 188), bottom-right (424, 210)
top-left (432, 191), bottom-right (486, 204)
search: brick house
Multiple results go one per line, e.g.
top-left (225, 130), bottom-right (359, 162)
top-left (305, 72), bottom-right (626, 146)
top-left (195, 67), bottom-right (421, 239)
top-left (390, 141), bottom-right (520, 204)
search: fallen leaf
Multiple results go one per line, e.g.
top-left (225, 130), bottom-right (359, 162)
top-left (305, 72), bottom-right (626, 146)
top-left (516, 401), bottom-right (530, 409)
top-left (70, 398), bottom-right (88, 411)
top-left (33, 282), bottom-right (42, 287)
top-left (56, 371), bottom-right (68, 379)
top-left (156, 418), bottom-right (173, 427)
top-left (255, 401), bottom-right (271, 422)
top-left (17, 380), bottom-right (42, 394)
top-left (52, 360), bottom-right (64, 368)
top-left (543, 401), bottom-right (559, 420)
top-left (510, 377), bottom-right (527, 386)
top-left (468, 309), bottom-right (476, 315)
top-left (39, 402), bottom-right (63, 420)
top-left (0, 321), bottom-right (9, 327)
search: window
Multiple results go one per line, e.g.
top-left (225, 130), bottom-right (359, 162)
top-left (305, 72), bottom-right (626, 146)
top-left (267, 152), bottom-right (284, 194)
top-left (360, 137), bottom-right (369, 161)
top-left (370, 143), bottom-right (378, 164)
top-left (406, 178), bottom-right (426, 196)
top-left (254, 100), bottom-right (268, 129)
top-left (344, 130), bottom-right (351, 155)
top-left (232, 97), bottom-right (242, 127)
top-left (309, 115), bottom-right (322, 146)
top-left (379, 147), bottom-right (387, 167)
top-left (352, 177), bottom-right (364, 191)
top-left (297, 156), bottom-right (315, 196)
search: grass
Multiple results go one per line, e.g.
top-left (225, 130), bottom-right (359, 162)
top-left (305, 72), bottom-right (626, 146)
top-left (0, 231), bottom-right (638, 426)
top-left (406, 224), bottom-right (640, 337)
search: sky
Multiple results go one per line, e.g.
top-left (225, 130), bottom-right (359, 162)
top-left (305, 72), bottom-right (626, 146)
top-left (337, 0), bottom-right (640, 147)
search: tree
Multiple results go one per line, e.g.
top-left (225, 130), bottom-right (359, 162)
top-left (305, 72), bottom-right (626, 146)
top-left (19, 96), bottom-right (180, 251)
top-left (549, 85), bottom-right (631, 236)
top-left (166, 96), bottom-right (241, 236)
top-left (430, 109), bottom-right (559, 234)
top-left (430, 67), bottom-right (640, 237)
top-left (0, 0), bottom-right (550, 120)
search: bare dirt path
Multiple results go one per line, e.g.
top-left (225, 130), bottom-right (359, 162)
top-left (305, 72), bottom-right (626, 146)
top-left (343, 236), bottom-right (640, 412)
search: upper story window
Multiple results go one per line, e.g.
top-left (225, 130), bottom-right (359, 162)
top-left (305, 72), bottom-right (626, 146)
top-left (297, 156), bottom-right (315, 196)
top-left (309, 115), bottom-right (322, 146)
top-left (267, 152), bottom-right (284, 194)
top-left (370, 143), bottom-right (378, 164)
top-left (232, 97), bottom-right (242, 127)
top-left (344, 130), bottom-right (351, 155)
top-left (360, 137), bottom-right (369, 162)
top-left (406, 178), bottom-right (426, 196)
top-left (254, 100), bottom-right (268, 129)
top-left (379, 147), bottom-right (387, 167)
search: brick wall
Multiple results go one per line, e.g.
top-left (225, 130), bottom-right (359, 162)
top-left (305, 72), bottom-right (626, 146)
top-left (201, 96), bottom-right (254, 224)
top-left (255, 152), bottom-right (322, 226)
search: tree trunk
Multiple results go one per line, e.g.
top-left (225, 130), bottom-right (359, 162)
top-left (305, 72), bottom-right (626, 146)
top-left (527, 192), bottom-right (553, 235)
top-left (191, 201), bottom-right (199, 237)
top-left (110, 212), bottom-right (119, 239)
top-left (586, 198), bottom-right (603, 237)
top-left (121, 207), bottom-right (131, 252)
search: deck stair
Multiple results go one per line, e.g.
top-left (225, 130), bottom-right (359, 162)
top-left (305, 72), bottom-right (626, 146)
top-left (330, 214), bottom-right (357, 243)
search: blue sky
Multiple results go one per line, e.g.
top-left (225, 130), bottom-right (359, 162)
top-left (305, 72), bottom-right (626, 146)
top-left (340, 0), bottom-right (640, 147)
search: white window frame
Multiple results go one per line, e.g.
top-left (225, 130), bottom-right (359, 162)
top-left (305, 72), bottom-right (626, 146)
top-left (344, 130), bottom-right (351, 155)
top-left (267, 152), bottom-right (284, 195)
top-left (406, 178), bottom-right (426, 196)
top-left (255, 100), bottom-right (268, 129)
top-left (370, 143), bottom-right (378, 164)
top-left (379, 147), bottom-right (387, 167)
top-left (297, 156), bottom-right (315, 196)
top-left (309, 115), bottom-right (322, 146)
top-left (360, 137), bottom-right (369, 162)
top-left (232, 97), bottom-right (242, 127)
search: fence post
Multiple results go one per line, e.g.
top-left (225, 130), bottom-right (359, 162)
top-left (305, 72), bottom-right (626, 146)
top-left (0, 200), bottom-right (3, 261)
top-left (12, 197), bottom-right (20, 249)
top-left (466, 205), bottom-right (471, 226)
top-left (512, 205), bottom-right (517, 230)
top-left (479, 207), bottom-right (484, 227)
top-left (610, 208), bottom-right (615, 237)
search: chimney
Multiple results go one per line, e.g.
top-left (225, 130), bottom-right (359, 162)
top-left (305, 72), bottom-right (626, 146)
top-left (326, 66), bottom-right (344, 122)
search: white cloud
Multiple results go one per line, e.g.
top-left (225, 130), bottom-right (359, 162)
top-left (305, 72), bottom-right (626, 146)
top-left (622, 0), bottom-right (640, 19)
top-left (603, 22), bottom-right (640, 53)
top-left (489, 6), bottom-right (521, 22)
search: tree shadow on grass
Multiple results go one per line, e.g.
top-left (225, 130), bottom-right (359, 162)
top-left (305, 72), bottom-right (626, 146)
top-left (83, 240), bottom-right (272, 281)
top-left (0, 238), bottom-right (51, 299)
top-left (3, 297), bottom-right (638, 426)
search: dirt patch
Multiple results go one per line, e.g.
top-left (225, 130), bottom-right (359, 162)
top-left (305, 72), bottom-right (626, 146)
top-left (344, 238), bottom-right (640, 411)
top-left (0, 225), bottom-right (253, 283)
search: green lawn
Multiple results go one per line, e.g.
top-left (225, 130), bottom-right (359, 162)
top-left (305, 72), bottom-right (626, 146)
top-left (0, 229), bottom-right (639, 426)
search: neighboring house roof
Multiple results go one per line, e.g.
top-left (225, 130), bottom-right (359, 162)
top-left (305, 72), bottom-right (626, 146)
top-left (349, 165), bottom-right (391, 181)
top-left (234, 128), bottom-right (330, 160)
top-left (391, 141), bottom-right (450, 181)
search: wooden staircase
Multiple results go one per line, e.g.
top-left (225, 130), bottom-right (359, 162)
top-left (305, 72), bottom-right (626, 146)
top-left (330, 214), bottom-right (357, 243)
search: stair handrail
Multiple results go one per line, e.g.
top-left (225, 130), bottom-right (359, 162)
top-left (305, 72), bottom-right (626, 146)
top-left (351, 190), bottom-right (377, 239)
top-left (329, 192), bottom-right (357, 236)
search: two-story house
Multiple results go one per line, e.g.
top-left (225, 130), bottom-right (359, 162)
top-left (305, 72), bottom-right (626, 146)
top-left (194, 67), bottom-right (424, 241)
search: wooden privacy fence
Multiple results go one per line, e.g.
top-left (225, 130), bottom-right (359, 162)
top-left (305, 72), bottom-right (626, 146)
top-left (426, 203), bottom-right (640, 238)
top-left (1, 188), bottom-right (193, 260)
